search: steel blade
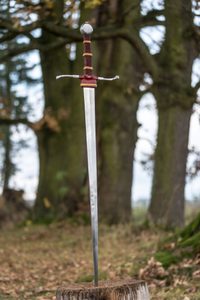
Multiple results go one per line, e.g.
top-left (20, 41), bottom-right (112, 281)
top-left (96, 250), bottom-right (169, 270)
top-left (83, 87), bottom-right (98, 286)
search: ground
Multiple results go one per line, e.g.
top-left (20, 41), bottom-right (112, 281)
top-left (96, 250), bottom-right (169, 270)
top-left (0, 221), bottom-right (200, 300)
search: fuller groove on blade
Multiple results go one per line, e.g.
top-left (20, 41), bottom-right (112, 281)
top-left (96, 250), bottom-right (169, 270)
top-left (83, 87), bottom-right (98, 286)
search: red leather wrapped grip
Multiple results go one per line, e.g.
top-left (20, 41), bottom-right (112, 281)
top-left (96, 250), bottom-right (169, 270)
top-left (80, 23), bottom-right (97, 88)
top-left (83, 34), bottom-right (93, 77)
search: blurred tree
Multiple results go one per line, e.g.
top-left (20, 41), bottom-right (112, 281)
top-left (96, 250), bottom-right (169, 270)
top-left (148, 0), bottom-right (199, 228)
top-left (0, 0), bottom-right (90, 220)
top-left (0, 53), bottom-right (36, 192)
top-left (0, 16), bottom-right (34, 195)
top-left (0, 0), bottom-right (148, 222)
top-left (0, 61), bottom-right (13, 191)
top-left (0, 0), bottom-right (199, 227)
top-left (34, 0), bottom-right (86, 220)
top-left (94, 0), bottom-right (144, 224)
top-left (0, 0), bottom-right (18, 191)
top-left (0, 0), bottom-right (43, 200)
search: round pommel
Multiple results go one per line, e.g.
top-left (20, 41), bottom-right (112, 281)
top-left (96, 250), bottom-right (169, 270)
top-left (80, 23), bottom-right (93, 35)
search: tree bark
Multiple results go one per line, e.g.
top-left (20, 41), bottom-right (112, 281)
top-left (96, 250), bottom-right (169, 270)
top-left (56, 280), bottom-right (150, 300)
top-left (1, 1), bottom-right (13, 192)
top-left (2, 60), bottom-right (13, 192)
top-left (95, 0), bottom-right (143, 224)
top-left (148, 0), bottom-right (197, 228)
top-left (149, 105), bottom-right (192, 228)
top-left (34, 1), bottom-right (85, 220)
top-left (3, 127), bottom-right (12, 191)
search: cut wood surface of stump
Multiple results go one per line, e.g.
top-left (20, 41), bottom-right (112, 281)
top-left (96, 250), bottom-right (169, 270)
top-left (56, 279), bottom-right (150, 300)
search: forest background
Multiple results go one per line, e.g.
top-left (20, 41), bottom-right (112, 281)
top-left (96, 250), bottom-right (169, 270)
top-left (0, 0), bottom-right (200, 227)
top-left (0, 0), bottom-right (200, 298)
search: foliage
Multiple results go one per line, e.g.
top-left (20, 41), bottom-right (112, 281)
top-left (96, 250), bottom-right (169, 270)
top-left (84, 0), bottom-right (104, 9)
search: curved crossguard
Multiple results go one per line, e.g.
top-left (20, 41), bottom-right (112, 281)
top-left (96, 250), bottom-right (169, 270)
top-left (56, 74), bottom-right (119, 81)
top-left (56, 23), bottom-right (119, 84)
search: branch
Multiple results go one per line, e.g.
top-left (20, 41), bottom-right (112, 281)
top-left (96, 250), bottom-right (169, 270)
top-left (120, 29), bottom-right (159, 79)
top-left (0, 44), bottom-right (37, 63)
top-left (0, 17), bottom-right (41, 46)
top-left (0, 18), bottom-right (159, 78)
top-left (121, 3), bottom-right (140, 19)
top-left (0, 38), bottom-right (67, 63)
top-left (42, 22), bottom-right (125, 42)
top-left (194, 80), bottom-right (200, 93)
top-left (194, 26), bottom-right (200, 54)
top-left (0, 17), bottom-right (40, 34)
top-left (0, 115), bottom-right (61, 133)
top-left (42, 23), bottom-right (159, 79)
top-left (42, 22), bottom-right (82, 41)
top-left (0, 31), bottom-right (18, 43)
top-left (139, 9), bottom-right (165, 27)
top-left (0, 117), bottom-right (33, 128)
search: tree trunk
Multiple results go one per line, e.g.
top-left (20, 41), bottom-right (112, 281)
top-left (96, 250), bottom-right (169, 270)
top-left (149, 105), bottom-right (192, 228)
top-left (3, 61), bottom-right (13, 192)
top-left (34, 1), bottom-right (85, 220)
top-left (3, 127), bottom-right (12, 192)
top-left (97, 53), bottom-right (140, 224)
top-left (95, 0), bottom-right (143, 224)
top-left (148, 0), bottom-right (197, 228)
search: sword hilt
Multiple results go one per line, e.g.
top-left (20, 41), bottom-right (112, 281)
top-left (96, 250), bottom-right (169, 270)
top-left (56, 23), bottom-right (120, 86)
top-left (80, 23), bottom-right (97, 88)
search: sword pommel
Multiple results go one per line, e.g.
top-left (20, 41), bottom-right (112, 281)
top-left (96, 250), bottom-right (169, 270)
top-left (80, 23), bottom-right (93, 35)
top-left (80, 23), bottom-right (97, 88)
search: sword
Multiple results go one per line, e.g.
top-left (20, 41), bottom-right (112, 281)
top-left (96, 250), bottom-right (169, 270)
top-left (56, 23), bottom-right (119, 287)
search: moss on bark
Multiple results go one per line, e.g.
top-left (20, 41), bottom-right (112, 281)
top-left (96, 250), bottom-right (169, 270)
top-left (148, 0), bottom-right (196, 228)
top-left (95, 0), bottom-right (144, 224)
top-left (34, 1), bottom-right (85, 221)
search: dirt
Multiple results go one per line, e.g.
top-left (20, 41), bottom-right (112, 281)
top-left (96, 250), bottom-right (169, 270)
top-left (0, 222), bottom-right (199, 299)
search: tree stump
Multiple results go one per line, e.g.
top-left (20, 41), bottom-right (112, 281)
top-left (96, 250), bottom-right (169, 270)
top-left (56, 279), bottom-right (150, 300)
